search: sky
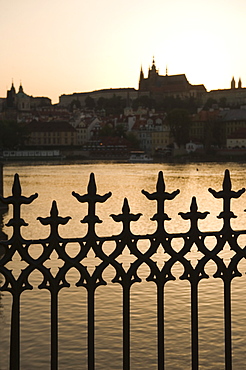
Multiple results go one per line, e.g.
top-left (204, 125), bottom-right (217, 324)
top-left (1, 0), bottom-right (246, 104)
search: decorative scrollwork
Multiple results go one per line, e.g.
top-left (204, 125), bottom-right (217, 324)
top-left (1, 169), bottom-right (246, 291)
top-left (1, 169), bottom-right (246, 369)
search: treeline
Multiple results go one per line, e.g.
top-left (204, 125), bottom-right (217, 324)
top-left (70, 94), bottom-right (232, 115)
top-left (0, 120), bottom-right (29, 149)
top-left (70, 95), bottom-right (127, 115)
top-left (70, 95), bottom-right (202, 115)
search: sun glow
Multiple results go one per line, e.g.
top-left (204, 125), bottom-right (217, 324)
top-left (1, 0), bottom-right (246, 103)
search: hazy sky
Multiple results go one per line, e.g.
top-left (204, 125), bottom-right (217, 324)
top-left (1, 0), bottom-right (245, 103)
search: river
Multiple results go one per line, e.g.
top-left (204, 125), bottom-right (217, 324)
top-left (1, 161), bottom-right (246, 369)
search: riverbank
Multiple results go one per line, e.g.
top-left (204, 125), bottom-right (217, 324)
top-left (1, 149), bottom-right (246, 165)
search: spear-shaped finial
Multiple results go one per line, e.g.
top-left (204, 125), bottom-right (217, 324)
top-left (111, 198), bottom-right (142, 237)
top-left (209, 169), bottom-right (245, 228)
top-left (142, 171), bottom-right (180, 231)
top-left (0, 174), bottom-right (38, 236)
top-left (179, 196), bottom-right (209, 232)
top-left (37, 200), bottom-right (71, 238)
top-left (72, 173), bottom-right (112, 236)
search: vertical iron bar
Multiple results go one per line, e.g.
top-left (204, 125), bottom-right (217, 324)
top-left (51, 290), bottom-right (58, 370)
top-left (123, 285), bottom-right (130, 370)
top-left (191, 282), bottom-right (199, 370)
top-left (10, 293), bottom-right (20, 370)
top-left (157, 284), bottom-right (164, 370)
top-left (88, 288), bottom-right (95, 370)
top-left (224, 281), bottom-right (232, 370)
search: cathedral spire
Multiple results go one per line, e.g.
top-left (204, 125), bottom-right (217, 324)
top-left (10, 80), bottom-right (16, 94)
top-left (231, 76), bottom-right (235, 89)
top-left (139, 65), bottom-right (144, 89)
top-left (18, 82), bottom-right (24, 93)
top-left (140, 65), bottom-right (144, 79)
top-left (151, 56), bottom-right (156, 71)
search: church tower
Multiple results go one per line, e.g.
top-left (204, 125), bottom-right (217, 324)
top-left (238, 78), bottom-right (242, 89)
top-left (139, 65), bottom-right (144, 89)
top-left (18, 83), bottom-right (24, 94)
top-left (231, 77), bottom-right (236, 89)
top-left (17, 83), bottom-right (31, 111)
top-left (151, 57), bottom-right (156, 72)
top-left (6, 82), bottom-right (17, 108)
top-left (148, 57), bottom-right (158, 82)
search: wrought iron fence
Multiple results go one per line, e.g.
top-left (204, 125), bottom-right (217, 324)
top-left (0, 169), bottom-right (246, 370)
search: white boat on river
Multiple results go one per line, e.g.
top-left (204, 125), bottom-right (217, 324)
top-left (129, 151), bottom-right (153, 162)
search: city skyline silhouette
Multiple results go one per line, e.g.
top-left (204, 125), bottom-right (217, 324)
top-left (1, 0), bottom-right (245, 104)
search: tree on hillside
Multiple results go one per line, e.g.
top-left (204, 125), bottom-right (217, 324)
top-left (95, 95), bottom-right (126, 115)
top-left (126, 132), bottom-right (139, 149)
top-left (203, 98), bottom-right (217, 110)
top-left (167, 109), bottom-right (191, 147)
top-left (132, 95), bottom-right (155, 110)
top-left (99, 123), bottom-right (127, 138)
top-left (85, 96), bottom-right (95, 109)
top-left (114, 123), bottom-right (126, 138)
top-left (97, 97), bottom-right (106, 110)
top-left (204, 119), bottom-right (224, 151)
top-left (158, 96), bottom-right (183, 112)
top-left (0, 120), bottom-right (30, 149)
top-left (70, 99), bottom-right (81, 111)
top-left (99, 123), bottom-right (114, 137)
top-left (106, 96), bottom-right (126, 115)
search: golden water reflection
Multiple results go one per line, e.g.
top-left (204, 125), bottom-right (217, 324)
top-left (1, 162), bottom-right (246, 369)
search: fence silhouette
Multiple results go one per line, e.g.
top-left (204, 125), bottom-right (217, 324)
top-left (0, 169), bottom-right (246, 370)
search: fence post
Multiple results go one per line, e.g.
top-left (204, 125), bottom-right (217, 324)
top-left (0, 163), bottom-right (3, 197)
top-left (0, 162), bottom-right (8, 212)
top-left (1, 170), bottom-right (246, 369)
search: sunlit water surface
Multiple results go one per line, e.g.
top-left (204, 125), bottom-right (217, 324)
top-left (1, 162), bottom-right (246, 369)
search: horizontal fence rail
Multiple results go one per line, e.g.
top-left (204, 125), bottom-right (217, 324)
top-left (0, 169), bottom-right (246, 369)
